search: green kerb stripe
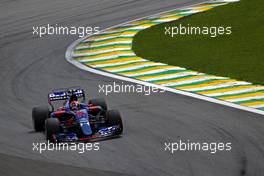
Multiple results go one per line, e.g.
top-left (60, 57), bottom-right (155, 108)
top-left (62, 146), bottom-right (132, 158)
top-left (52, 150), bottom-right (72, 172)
top-left (213, 90), bottom-right (264, 99)
top-left (94, 60), bottom-right (147, 69)
top-left (173, 79), bottom-right (218, 88)
top-left (74, 44), bottom-right (131, 52)
top-left (133, 70), bottom-right (187, 78)
top-left (151, 75), bottom-right (201, 84)
top-left (235, 98), bottom-right (264, 104)
top-left (117, 65), bottom-right (169, 74)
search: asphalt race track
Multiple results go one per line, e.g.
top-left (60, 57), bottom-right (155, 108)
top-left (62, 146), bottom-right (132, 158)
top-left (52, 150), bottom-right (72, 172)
top-left (1, 0), bottom-right (264, 176)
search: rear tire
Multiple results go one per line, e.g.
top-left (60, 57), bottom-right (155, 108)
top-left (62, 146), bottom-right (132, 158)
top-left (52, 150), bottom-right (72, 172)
top-left (106, 110), bottom-right (123, 135)
top-left (45, 118), bottom-right (60, 141)
top-left (32, 106), bottom-right (49, 132)
top-left (89, 98), bottom-right (107, 111)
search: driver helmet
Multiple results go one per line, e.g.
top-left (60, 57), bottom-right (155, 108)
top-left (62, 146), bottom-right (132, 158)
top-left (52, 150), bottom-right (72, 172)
top-left (70, 100), bottom-right (79, 111)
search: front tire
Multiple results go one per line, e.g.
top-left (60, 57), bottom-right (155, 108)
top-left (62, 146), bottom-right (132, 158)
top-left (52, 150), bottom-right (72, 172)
top-left (45, 118), bottom-right (60, 141)
top-left (106, 110), bottom-right (123, 135)
top-left (32, 106), bottom-right (49, 132)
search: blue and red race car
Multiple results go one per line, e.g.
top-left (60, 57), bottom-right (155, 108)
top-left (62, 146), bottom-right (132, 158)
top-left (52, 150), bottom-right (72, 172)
top-left (32, 87), bottom-right (123, 142)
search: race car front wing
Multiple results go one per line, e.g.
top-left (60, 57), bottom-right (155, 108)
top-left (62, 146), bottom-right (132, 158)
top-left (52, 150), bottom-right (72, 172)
top-left (52, 125), bottom-right (122, 143)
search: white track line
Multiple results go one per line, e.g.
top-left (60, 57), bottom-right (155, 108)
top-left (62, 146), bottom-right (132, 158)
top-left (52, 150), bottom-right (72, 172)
top-left (65, 0), bottom-right (264, 116)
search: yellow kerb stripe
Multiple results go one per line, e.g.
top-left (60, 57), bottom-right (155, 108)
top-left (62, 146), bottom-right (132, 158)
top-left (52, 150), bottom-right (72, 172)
top-left (89, 33), bottom-right (120, 40)
top-left (89, 57), bottom-right (143, 66)
top-left (77, 51), bottom-right (132, 61)
top-left (120, 31), bottom-right (138, 35)
top-left (131, 20), bottom-right (152, 25)
top-left (240, 100), bottom-right (264, 107)
top-left (136, 71), bottom-right (190, 80)
top-left (75, 45), bottom-right (131, 53)
top-left (104, 61), bottom-right (157, 71)
top-left (178, 79), bottom-right (239, 89)
top-left (157, 15), bottom-right (182, 21)
top-left (91, 38), bottom-right (132, 46)
top-left (121, 66), bottom-right (177, 75)
top-left (154, 75), bottom-right (213, 85)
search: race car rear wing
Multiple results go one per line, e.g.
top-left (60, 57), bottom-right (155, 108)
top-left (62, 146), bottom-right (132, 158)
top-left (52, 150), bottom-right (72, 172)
top-left (48, 87), bottom-right (85, 103)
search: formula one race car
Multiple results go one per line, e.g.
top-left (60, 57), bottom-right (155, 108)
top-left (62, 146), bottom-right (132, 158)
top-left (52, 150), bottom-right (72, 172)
top-left (32, 87), bottom-right (123, 142)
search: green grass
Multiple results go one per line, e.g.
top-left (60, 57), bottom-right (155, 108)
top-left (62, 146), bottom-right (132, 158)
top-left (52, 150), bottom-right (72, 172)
top-left (133, 0), bottom-right (264, 85)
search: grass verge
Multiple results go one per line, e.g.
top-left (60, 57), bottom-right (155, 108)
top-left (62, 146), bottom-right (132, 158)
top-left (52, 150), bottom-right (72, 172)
top-left (133, 0), bottom-right (264, 85)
